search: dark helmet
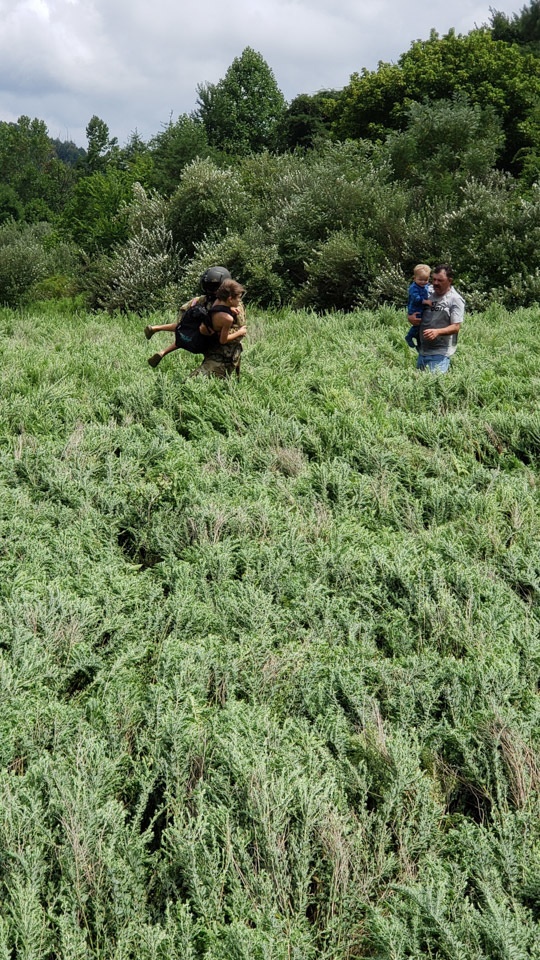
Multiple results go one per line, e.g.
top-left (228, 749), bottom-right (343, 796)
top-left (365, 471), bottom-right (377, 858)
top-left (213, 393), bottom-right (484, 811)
top-left (200, 265), bottom-right (231, 294)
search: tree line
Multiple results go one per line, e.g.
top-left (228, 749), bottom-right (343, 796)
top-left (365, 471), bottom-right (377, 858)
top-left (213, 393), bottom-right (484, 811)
top-left (1, 3), bottom-right (540, 313)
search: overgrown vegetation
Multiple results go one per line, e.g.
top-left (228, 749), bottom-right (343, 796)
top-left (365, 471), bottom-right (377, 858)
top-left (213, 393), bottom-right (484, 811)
top-left (0, 300), bottom-right (539, 958)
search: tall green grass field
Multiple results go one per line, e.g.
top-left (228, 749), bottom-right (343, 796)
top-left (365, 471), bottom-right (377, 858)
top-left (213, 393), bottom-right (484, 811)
top-left (1, 301), bottom-right (539, 959)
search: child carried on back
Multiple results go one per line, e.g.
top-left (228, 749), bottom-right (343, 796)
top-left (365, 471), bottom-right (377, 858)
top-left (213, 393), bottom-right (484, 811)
top-left (145, 276), bottom-right (246, 373)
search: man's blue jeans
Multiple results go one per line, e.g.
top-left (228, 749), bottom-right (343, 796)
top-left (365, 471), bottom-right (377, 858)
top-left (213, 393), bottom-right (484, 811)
top-left (417, 354), bottom-right (451, 373)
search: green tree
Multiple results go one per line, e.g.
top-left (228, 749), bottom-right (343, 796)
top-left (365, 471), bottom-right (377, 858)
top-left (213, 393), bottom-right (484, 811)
top-left (0, 116), bottom-right (53, 213)
top-left (117, 137), bottom-right (155, 190)
top-left (51, 138), bottom-right (86, 167)
top-left (335, 28), bottom-right (540, 173)
top-left (0, 184), bottom-right (24, 224)
top-left (384, 94), bottom-right (504, 200)
top-left (490, 0), bottom-right (540, 53)
top-left (120, 130), bottom-right (148, 164)
top-left (195, 47), bottom-right (286, 154)
top-left (333, 60), bottom-right (407, 142)
top-left (148, 115), bottom-right (215, 195)
top-left (0, 116), bottom-right (79, 220)
top-left (0, 116), bottom-right (52, 193)
top-left (275, 91), bottom-right (340, 151)
top-left (84, 115), bottom-right (119, 172)
top-left (60, 168), bottom-right (135, 252)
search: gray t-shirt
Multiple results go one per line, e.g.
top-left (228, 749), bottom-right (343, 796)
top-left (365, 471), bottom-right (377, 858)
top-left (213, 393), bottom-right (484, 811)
top-left (418, 286), bottom-right (465, 357)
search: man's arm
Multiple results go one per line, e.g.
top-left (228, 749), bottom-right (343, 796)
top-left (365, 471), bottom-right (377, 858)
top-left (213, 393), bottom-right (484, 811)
top-left (423, 294), bottom-right (464, 339)
top-left (422, 322), bottom-right (461, 341)
top-left (223, 325), bottom-right (247, 343)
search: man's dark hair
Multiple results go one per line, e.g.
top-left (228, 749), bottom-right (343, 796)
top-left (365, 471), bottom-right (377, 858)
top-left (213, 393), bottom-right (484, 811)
top-left (433, 263), bottom-right (453, 281)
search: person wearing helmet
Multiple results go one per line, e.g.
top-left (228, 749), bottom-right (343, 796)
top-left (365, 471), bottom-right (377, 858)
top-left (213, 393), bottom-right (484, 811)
top-left (195, 267), bottom-right (248, 379)
top-left (200, 265), bottom-right (232, 295)
top-left (144, 266), bottom-right (247, 376)
top-left (192, 278), bottom-right (247, 379)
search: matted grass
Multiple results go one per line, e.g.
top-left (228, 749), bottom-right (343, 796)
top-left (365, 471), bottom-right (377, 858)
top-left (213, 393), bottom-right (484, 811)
top-left (0, 300), bottom-right (539, 958)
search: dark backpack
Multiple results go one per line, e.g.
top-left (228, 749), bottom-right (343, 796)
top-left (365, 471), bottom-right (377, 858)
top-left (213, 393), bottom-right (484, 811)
top-left (175, 302), bottom-right (234, 355)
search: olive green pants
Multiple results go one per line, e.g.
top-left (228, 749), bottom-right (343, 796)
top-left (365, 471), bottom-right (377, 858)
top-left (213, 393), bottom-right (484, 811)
top-left (191, 343), bottom-right (242, 379)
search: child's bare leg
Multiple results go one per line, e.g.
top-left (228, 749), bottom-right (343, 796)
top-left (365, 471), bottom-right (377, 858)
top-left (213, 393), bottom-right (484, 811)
top-left (145, 321), bottom-right (178, 339)
top-left (148, 341), bottom-right (178, 367)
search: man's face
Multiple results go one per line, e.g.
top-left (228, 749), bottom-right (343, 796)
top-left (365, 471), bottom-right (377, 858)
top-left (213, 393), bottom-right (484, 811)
top-left (432, 270), bottom-right (451, 296)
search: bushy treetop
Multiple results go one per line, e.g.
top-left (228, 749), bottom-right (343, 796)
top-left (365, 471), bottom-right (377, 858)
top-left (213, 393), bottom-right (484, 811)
top-left (194, 47), bottom-right (286, 155)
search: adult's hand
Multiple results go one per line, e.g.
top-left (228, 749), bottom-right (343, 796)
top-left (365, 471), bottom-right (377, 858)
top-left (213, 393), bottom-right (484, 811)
top-left (423, 323), bottom-right (460, 341)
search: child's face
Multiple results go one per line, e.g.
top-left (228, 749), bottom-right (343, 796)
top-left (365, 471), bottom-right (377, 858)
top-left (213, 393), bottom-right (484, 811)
top-left (414, 274), bottom-right (430, 287)
top-left (227, 294), bottom-right (243, 307)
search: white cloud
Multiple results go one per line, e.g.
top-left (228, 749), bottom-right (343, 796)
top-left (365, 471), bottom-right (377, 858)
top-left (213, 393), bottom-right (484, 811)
top-left (0, 0), bottom-right (528, 146)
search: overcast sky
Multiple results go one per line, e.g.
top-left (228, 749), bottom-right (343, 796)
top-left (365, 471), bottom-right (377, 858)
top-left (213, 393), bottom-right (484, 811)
top-left (0, 0), bottom-right (526, 148)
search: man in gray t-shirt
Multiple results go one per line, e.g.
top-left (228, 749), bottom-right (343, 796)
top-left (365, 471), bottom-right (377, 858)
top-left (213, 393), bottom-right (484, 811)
top-left (413, 264), bottom-right (465, 373)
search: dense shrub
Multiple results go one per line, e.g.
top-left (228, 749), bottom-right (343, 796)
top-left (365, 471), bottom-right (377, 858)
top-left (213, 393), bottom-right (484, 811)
top-left (294, 230), bottom-right (383, 310)
top-left (237, 150), bottom-right (309, 220)
top-left (98, 184), bottom-right (181, 313)
top-left (48, 116), bottom-right (540, 314)
top-left (166, 158), bottom-right (250, 256)
top-left (0, 220), bottom-right (77, 307)
top-left (384, 95), bottom-right (504, 201)
top-left (258, 143), bottom-right (382, 291)
top-left (183, 226), bottom-right (288, 307)
top-left (436, 175), bottom-right (540, 306)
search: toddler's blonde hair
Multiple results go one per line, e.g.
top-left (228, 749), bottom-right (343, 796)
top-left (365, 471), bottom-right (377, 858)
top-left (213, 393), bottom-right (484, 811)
top-left (413, 263), bottom-right (431, 282)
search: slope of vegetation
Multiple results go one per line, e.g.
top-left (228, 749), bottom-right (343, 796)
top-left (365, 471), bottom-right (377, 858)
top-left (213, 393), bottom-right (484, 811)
top-left (1, 301), bottom-right (539, 958)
